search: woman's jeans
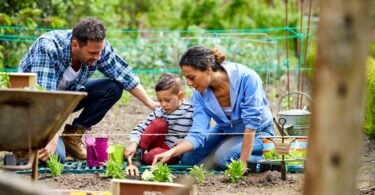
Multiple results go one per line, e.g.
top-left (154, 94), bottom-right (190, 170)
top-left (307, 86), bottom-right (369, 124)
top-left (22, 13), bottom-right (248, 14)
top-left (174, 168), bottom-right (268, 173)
top-left (54, 78), bottom-right (123, 162)
top-left (180, 124), bottom-right (274, 170)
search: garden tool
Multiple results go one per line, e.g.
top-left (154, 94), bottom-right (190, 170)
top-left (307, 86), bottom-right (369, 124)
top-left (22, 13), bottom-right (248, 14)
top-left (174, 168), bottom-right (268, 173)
top-left (278, 117), bottom-right (287, 180)
top-left (273, 117), bottom-right (290, 136)
top-left (125, 156), bottom-right (139, 176)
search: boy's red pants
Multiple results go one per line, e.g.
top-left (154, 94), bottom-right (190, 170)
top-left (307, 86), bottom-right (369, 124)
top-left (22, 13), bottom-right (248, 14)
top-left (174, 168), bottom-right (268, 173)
top-left (138, 118), bottom-right (178, 165)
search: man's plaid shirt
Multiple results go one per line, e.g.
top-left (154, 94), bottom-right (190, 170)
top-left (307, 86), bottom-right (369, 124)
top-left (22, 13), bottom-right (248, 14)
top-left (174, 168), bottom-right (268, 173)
top-left (18, 30), bottom-right (139, 91)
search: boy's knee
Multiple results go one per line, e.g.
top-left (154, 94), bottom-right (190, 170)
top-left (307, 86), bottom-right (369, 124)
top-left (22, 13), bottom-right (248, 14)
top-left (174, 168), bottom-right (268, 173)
top-left (151, 118), bottom-right (168, 131)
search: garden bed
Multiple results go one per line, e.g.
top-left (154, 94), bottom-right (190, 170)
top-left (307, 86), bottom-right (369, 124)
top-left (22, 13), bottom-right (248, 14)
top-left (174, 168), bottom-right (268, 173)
top-left (3, 97), bottom-right (375, 194)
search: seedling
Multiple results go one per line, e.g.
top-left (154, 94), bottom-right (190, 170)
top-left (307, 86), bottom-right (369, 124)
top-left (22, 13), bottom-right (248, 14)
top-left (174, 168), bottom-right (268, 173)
top-left (224, 158), bottom-right (247, 183)
top-left (188, 164), bottom-right (208, 184)
top-left (104, 159), bottom-right (125, 179)
top-left (46, 153), bottom-right (64, 176)
top-left (141, 163), bottom-right (174, 183)
top-left (141, 169), bottom-right (155, 181)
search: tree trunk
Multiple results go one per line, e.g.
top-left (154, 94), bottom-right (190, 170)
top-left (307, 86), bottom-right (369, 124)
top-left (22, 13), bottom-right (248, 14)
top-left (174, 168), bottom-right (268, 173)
top-left (304, 1), bottom-right (373, 195)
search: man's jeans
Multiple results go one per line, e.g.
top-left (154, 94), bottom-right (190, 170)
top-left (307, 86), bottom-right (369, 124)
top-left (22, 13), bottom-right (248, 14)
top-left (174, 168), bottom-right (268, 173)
top-left (55, 78), bottom-right (123, 162)
top-left (72, 78), bottom-right (123, 128)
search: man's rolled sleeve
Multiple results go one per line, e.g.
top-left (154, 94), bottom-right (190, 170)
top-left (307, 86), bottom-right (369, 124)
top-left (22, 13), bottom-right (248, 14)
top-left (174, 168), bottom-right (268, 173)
top-left (98, 42), bottom-right (139, 91)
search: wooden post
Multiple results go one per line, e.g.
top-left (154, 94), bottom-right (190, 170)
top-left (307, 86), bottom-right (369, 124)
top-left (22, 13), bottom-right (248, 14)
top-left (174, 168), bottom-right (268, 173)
top-left (8, 73), bottom-right (37, 88)
top-left (304, 1), bottom-right (373, 195)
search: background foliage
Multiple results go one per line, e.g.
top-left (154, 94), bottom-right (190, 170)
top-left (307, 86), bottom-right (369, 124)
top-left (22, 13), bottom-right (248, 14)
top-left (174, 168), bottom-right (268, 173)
top-left (0, 0), bottom-right (300, 70)
top-left (365, 56), bottom-right (375, 138)
top-left (2, 1), bottom-right (374, 137)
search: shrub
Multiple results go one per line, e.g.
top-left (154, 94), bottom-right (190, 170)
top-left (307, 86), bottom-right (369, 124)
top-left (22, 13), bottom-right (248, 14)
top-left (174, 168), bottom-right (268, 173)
top-left (365, 57), bottom-right (375, 138)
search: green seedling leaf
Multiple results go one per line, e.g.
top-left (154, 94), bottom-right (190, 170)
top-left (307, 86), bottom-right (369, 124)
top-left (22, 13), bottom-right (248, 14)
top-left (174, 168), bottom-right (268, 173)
top-left (188, 164), bottom-right (208, 184)
top-left (141, 169), bottom-right (155, 181)
top-left (105, 159), bottom-right (124, 179)
top-left (224, 158), bottom-right (246, 183)
top-left (46, 153), bottom-right (64, 177)
top-left (152, 163), bottom-right (174, 182)
top-left (141, 163), bottom-right (174, 183)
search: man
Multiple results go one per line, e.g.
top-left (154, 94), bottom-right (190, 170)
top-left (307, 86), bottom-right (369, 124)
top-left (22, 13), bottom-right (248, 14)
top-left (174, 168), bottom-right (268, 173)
top-left (19, 17), bottom-right (158, 162)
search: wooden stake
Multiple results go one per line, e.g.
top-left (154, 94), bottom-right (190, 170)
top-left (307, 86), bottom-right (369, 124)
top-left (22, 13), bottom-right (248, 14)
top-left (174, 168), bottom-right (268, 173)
top-left (304, 0), bottom-right (373, 194)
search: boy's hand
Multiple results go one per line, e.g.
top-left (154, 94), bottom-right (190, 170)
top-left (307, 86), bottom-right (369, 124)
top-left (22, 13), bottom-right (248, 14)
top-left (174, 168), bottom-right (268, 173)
top-left (125, 142), bottom-right (137, 158)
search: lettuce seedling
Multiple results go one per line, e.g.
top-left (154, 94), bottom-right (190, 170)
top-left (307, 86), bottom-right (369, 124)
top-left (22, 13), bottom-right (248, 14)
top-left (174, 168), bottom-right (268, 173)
top-left (224, 158), bottom-right (246, 183)
top-left (141, 163), bottom-right (174, 182)
top-left (105, 159), bottom-right (125, 179)
top-left (188, 164), bottom-right (208, 184)
top-left (46, 154), bottom-right (64, 176)
top-left (141, 169), bottom-right (155, 181)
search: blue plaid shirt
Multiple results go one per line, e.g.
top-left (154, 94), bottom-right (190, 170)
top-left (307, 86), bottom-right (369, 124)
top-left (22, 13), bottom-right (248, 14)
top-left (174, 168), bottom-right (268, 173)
top-left (18, 30), bottom-right (139, 91)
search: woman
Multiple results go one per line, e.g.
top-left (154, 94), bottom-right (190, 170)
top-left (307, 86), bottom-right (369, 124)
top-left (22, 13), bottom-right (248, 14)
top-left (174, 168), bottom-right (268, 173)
top-left (153, 46), bottom-right (274, 170)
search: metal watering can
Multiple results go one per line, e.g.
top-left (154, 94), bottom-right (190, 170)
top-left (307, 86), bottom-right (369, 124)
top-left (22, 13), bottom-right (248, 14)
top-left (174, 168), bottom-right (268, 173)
top-left (276, 91), bottom-right (312, 136)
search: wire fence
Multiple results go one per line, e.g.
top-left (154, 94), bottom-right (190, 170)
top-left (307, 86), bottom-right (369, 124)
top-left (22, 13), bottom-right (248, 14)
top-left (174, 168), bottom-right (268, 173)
top-left (0, 26), bottom-right (315, 101)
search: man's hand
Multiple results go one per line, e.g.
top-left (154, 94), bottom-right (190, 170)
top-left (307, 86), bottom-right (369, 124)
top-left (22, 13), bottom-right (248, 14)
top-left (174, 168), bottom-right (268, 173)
top-left (129, 85), bottom-right (160, 110)
top-left (150, 101), bottom-right (160, 110)
top-left (38, 134), bottom-right (59, 161)
top-left (125, 142), bottom-right (138, 158)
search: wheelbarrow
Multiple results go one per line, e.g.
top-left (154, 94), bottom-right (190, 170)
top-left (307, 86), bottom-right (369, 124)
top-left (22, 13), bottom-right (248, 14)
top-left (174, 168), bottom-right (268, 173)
top-left (0, 89), bottom-right (86, 180)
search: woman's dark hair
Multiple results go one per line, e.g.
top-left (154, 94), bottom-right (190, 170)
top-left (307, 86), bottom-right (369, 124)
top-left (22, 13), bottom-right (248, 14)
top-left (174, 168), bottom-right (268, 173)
top-left (155, 73), bottom-right (183, 94)
top-left (179, 46), bottom-right (226, 71)
top-left (72, 17), bottom-right (106, 46)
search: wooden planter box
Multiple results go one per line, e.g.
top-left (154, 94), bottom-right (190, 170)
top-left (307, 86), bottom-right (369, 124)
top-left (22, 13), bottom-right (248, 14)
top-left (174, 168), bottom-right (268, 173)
top-left (111, 179), bottom-right (194, 195)
top-left (8, 73), bottom-right (37, 88)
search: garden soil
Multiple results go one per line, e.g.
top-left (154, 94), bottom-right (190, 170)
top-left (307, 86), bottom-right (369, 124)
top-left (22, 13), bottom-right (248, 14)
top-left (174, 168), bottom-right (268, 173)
top-left (2, 98), bottom-right (375, 194)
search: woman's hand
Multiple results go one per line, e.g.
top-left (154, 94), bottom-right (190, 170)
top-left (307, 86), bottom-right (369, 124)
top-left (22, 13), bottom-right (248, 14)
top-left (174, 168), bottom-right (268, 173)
top-left (38, 134), bottom-right (59, 161)
top-left (125, 142), bottom-right (138, 158)
top-left (152, 140), bottom-right (194, 165)
top-left (152, 149), bottom-right (174, 165)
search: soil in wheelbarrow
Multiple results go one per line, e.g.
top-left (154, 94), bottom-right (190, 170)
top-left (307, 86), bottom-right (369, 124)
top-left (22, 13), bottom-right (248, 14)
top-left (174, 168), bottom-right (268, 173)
top-left (3, 97), bottom-right (375, 194)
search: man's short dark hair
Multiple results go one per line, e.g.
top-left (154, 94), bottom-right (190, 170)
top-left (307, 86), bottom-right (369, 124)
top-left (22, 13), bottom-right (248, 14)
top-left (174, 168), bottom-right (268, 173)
top-left (72, 17), bottom-right (106, 46)
top-left (155, 73), bottom-right (183, 94)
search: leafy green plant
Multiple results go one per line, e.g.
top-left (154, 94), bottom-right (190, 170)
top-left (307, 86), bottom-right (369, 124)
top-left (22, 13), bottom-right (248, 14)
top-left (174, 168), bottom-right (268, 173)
top-left (365, 57), bottom-right (375, 138)
top-left (141, 169), bottom-right (155, 181)
top-left (224, 159), bottom-right (246, 183)
top-left (46, 153), bottom-right (64, 177)
top-left (188, 164), bottom-right (208, 184)
top-left (0, 72), bottom-right (10, 88)
top-left (104, 159), bottom-right (124, 179)
top-left (141, 163), bottom-right (174, 182)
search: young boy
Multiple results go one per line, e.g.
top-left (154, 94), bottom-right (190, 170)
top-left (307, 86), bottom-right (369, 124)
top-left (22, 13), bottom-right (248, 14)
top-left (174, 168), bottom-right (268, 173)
top-left (125, 73), bottom-right (193, 165)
